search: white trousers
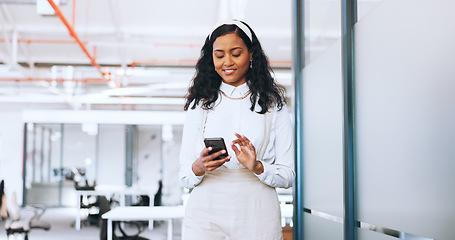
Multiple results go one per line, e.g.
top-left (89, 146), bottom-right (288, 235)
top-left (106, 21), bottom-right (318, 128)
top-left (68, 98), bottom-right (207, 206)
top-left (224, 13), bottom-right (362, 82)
top-left (184, 166), bottom-right (283, 240)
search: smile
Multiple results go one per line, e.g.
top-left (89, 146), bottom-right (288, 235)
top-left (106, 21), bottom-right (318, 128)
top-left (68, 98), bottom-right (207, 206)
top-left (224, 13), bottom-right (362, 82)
top-left (223, 69), bottom-right (236, 75)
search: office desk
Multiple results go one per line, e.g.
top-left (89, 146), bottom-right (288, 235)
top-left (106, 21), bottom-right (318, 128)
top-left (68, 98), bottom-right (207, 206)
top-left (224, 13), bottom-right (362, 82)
top-left (102, 206), bottom-right (185, 240)
top-left (75, 185), bottom-right (157, 230)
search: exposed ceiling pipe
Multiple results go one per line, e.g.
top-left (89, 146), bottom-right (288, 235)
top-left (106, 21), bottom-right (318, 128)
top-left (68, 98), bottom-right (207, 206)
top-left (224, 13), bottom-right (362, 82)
top-left (0, 39), bottom-right (85, 44)
top-left (0, 7), bottom-right (31, 76)
top-left (1, 4), bottom-right (34, 69)
top-left (47, 0), bottom-right (108, 81)
top-left (130, 60), bottom-right (197, 68)
top-left (0, 8), bottom-right (13, 58)
top-left (0, 77), bottom-right (106, 82)
top-left (0, 38), bottom-right (200, 47)
top-left (12, 30), bottom-right (18, 64)
top-left (107, 0), bottom-right (128, 86)
top-left (130, 60), bottom-right (292, 68)
top-left (0, 95), bottom-right (185, 105)
top-left (72, 0), bottom-right (76, 27)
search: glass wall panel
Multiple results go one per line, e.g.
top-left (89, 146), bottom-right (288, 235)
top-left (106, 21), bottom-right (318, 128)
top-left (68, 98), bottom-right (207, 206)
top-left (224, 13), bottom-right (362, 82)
top-left (303, 40), bottom-right (343, 217)
top-left (61, 124), bottom-right (97, 207)
top-left (63, 124), bottom-right (97, 184)
top-left (358, 228), bottom-right (398, 240)
top-left (305, 0), bottom-right (341, 65)
top-left (303, 213), bottom-right (343, 240)
top-left (23, 123), bottom-right (133, 207)
top-left (302, 0), bottom-right (344, 232)
top-left (355, 0), bottom-right (455, 239)
top-left (357, 0), bottom-right (384, 21)
top-left (25, 123), bottom-right (63, 207)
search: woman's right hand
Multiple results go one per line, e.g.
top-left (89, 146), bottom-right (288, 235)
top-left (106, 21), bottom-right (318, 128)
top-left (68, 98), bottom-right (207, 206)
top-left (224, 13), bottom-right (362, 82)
top-left (192, 147), bottom-right (231, 176)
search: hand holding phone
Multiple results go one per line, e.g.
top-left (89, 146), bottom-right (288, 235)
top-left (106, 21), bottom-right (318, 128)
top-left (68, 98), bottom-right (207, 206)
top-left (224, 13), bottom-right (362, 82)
top-left (192, 137), bottom-right (230, 176)
top-left (204, 137), bottom-right (229, 160)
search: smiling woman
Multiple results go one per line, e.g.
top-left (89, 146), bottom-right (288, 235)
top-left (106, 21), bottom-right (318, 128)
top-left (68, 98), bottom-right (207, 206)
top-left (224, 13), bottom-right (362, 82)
top-left (212, 33), bottom-right (252, 87)
top-left (179, 20), bottom-right (295, 240)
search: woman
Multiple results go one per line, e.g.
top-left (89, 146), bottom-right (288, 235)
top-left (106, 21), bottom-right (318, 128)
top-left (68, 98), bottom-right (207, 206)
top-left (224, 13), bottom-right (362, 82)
top-left (179, 20), bottom-right (295, 240)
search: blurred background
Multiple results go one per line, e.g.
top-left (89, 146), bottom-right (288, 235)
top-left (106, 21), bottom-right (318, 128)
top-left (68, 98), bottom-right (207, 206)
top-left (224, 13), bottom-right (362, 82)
top-left (1, 0), bottom-right (455, 240)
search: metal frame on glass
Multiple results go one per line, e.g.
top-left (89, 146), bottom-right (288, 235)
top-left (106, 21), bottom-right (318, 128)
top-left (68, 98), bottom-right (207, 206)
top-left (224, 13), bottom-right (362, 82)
top-left (341, 0), bottom-right (357, 239)
top-left (292, 0), bottom-right (305, 239)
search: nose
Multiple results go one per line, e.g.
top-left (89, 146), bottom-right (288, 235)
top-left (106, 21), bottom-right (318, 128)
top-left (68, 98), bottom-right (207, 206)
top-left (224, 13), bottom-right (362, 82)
top-left (224, 55), bottom-right (234, 67)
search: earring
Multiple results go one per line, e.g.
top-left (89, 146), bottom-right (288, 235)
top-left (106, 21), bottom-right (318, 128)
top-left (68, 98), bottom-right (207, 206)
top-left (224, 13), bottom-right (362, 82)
top-left (249, 60), bottom-right (253, 69)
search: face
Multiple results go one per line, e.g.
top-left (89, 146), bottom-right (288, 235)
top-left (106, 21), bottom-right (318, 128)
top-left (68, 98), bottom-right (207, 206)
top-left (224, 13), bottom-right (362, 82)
top-left (212, 33), bottom-right (252, 87)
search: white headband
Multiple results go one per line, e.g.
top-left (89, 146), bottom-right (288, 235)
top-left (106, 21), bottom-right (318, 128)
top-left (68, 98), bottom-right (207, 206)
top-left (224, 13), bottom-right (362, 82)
top-left (210, 19), bottom-right (253, 42)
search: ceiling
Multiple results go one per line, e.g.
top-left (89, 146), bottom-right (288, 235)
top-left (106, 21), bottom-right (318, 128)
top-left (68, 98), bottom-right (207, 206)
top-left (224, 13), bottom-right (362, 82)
top-left (0, 0), bottom-right (381, 112)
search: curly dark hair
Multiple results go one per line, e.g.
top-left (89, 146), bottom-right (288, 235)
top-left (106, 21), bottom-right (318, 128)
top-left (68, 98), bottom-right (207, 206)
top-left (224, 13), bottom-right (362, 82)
top-left (183, 20), bottom-right (286, 114)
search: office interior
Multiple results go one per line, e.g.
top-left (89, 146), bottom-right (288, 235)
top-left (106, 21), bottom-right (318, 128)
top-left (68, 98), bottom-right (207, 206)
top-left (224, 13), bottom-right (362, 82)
top-left (0, 0), bottom-right (454, 240)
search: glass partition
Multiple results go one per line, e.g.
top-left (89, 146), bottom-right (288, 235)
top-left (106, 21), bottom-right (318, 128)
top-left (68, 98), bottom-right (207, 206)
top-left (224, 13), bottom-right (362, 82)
top-left (304, 213), bottom-right (343, 240)
top-left (301, 0), bottom-right (344, 236)
top-left (355, 0), bottom-right (455, 239)
top-left (63, 124), bottom-right (97, 185)
top-left (23, 122), bottom-right (184, 208)
top-left (303, 40), bottom-right (343, 217)
top-left (358, 228), bottom-right (398, 240)
top-left (357, 0), bottom-right (384, 21)
top-left (25, 123), bottom-right (63, 206)
top-left (297, 0), bottom-right (454, 239)
top-left (305, 0), bottom-right (341, 65)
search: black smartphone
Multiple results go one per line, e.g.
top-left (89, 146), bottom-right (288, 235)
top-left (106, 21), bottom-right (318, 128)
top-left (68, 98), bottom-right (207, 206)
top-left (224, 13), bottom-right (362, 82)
top-left (203, 137), bottom-right (229, 160)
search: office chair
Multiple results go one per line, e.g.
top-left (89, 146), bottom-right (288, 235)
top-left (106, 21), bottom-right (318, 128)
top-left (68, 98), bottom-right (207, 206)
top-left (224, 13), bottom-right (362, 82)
top-left (4, 190), bottom-right (51, 240)
top-left (99, 196), bottom-right (150, 240)
top-left (1, 180), bottom-right (6, 219)
top-left (75, 180), bottom-right (102, 227)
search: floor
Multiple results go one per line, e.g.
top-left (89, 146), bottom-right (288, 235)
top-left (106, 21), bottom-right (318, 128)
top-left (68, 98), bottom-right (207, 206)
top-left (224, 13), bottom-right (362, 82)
top-left (0, 207), bottom-right (182, 240)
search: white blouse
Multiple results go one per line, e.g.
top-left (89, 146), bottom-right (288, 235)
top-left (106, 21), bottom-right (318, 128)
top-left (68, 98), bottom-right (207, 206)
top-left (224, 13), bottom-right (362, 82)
top-left (179, 82), bottom-right (295, 189)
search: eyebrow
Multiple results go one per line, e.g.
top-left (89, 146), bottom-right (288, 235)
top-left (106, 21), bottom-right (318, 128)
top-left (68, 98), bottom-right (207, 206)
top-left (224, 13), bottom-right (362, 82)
top-left (213, 47), bottom-right (244, 53)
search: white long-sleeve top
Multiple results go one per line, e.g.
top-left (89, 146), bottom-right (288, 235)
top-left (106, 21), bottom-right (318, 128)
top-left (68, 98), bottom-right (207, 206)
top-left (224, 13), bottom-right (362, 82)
top-left (179, 82), bottom-right (295, 189)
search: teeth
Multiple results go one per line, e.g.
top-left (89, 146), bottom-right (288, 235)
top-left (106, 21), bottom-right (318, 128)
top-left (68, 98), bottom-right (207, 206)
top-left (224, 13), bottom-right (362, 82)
top-left (225, 69), bottom-right (234, 73)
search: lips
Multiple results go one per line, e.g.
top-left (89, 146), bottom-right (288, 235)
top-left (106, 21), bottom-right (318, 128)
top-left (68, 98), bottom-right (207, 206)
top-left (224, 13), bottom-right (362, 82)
top-left (223, 69), bottom-right (236, 75)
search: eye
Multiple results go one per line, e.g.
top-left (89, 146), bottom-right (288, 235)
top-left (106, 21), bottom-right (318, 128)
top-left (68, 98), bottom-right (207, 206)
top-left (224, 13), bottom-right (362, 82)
top-left (231, 49), bottom-right (242, 57)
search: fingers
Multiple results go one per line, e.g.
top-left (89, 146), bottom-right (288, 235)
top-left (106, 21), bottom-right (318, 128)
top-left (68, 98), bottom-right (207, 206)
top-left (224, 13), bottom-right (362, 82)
top-left (233, 133), bottom-right (248, 146)
top-left (199, 147), bottom-right (231, 172)
top-left (204, 156), bottom-right (230, 172)
top-left (201, 146), bottom-right (213, 157)
top-left (201, 147), bottom-right (227, 160)
top-left (232, 133), bottom-right (255, 152)
top-left (201, 133), bottom-right (258, 173)
top-left (231, 143), bottom-right (240, 155)
top-left (206, 156), bottom-right (230, 170)
top-left (209, 149), bottom-right (229, 161)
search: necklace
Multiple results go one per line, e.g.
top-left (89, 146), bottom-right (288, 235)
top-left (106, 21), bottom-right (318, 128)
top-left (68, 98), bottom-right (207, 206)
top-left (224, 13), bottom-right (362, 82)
top-left (220, 90), bottom-right (251, 100)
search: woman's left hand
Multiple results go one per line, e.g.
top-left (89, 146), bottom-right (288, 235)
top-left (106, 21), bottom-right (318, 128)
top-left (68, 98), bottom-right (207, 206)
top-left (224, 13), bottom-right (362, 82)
top-left (231, 133), bottom-right (264, 175)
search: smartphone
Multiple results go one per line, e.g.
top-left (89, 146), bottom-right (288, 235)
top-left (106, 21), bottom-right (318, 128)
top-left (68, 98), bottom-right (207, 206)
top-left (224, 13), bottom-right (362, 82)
top-left (204, 137), bottom-right (229, 160)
